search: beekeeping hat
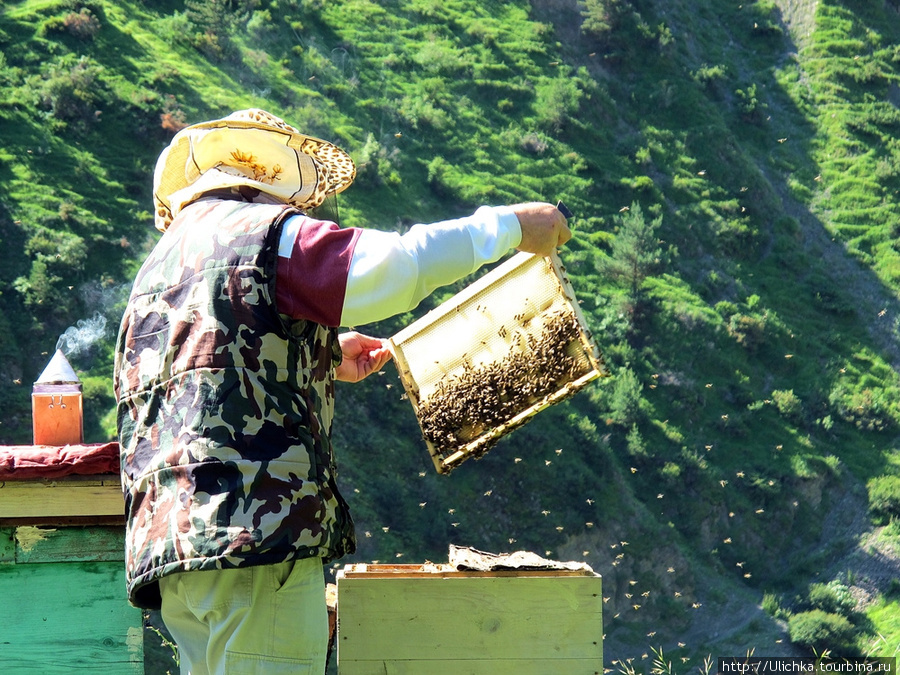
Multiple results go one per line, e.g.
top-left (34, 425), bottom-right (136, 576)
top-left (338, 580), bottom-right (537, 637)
top-left (152, 109), bottom-right (356, 231)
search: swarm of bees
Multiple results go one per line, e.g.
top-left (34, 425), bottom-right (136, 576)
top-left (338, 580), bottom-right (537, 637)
top-left (416, 310), bottom-right (589, 458)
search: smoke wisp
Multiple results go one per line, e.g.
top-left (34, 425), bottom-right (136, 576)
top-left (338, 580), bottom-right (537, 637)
top-left (56, 312), bottom-right (108, 358)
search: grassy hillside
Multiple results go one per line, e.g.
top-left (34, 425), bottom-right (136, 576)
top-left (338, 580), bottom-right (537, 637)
top-left (2, 0), bottom-right (900, 669)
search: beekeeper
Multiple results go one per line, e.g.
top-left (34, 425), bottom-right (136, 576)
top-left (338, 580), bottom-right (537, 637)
top-left (114, 108), bottom-right (570, 674)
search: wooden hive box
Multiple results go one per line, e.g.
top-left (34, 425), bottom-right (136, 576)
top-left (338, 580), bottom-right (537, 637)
top-left (336, 563), bottom-right (603, 675)
top-left (0, 444), bottom-right (143, 673)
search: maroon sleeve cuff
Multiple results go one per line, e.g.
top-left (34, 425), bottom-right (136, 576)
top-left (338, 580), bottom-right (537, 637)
top-left (276, 216), bottom-right (362, 327)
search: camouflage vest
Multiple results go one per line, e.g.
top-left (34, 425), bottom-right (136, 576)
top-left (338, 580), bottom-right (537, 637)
top-left (114, 198), bottom-right (354, 609)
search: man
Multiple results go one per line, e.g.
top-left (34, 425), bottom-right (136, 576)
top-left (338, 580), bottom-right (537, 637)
top-left (114, 109), bottom-right (570, 674)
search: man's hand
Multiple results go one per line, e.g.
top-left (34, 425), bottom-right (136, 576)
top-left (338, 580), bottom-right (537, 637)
top-left (512, 202), bottom-right (572, 256)
top-left (335, 332), bottom-right (393, 383)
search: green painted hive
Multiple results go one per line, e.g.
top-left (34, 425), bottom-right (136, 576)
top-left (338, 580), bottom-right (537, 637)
top-left (0, 460), bottom-right (143, 674)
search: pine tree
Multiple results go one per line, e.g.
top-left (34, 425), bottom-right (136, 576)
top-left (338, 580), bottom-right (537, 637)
top-left (597, 201), bottom-right (663, 329)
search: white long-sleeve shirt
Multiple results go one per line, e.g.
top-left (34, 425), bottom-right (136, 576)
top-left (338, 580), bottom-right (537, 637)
top-left (276, 206), bottom-right (522, 327)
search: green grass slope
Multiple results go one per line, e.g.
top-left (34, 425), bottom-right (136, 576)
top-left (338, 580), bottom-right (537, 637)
top-left (2, 0), bottom-right (900, 668)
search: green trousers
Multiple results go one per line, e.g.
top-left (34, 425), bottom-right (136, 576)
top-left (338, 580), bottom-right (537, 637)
top-left (159, 557), bottom-right (328, 675)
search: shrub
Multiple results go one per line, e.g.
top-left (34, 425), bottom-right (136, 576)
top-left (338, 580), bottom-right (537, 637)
top-left (887, 578), bottom-right (900, 598)
top-left (426, 156), bottom-right (458, 199)
top-left (829, 384), bottom-right (893, 431)
top-left (867, 474), bottom-right (900, 523)
top-left (692, 64), bottom-right (728, 89)
top-left (34, 55), bottom-right (106, 126)
top-left (626, 424), bottom-right (648, 458)
top-left (807, 581), bottom-right (855, 616)
top-left (520, 132), bottom-right (549, 155)
top-left (535, 76), bottom-right (583, 132)
top-left (762, 591), bottom-right (790, 620)
top-left (788, 610), bottom-right (857, 655)
top-left (771, 389), bottom-right (803, 420)
top-left (247, 9), bottom-right (274, 39)
top-left (63, 9), bottom-right (101, 40)
top-left (660, 461), bottom-right (682, 484)
top-left (160, 111), bottom-right (187, 134)
top-left (609, 367), bottom-right (644, 427)
top-left (354, 134), bottom-right (399, 188)
top-left (727, 313), bottom-right (767, 351)
top-left (735, 83), bottom-right (767, 123)
top-left (581, 0), bottom-right (626, 45)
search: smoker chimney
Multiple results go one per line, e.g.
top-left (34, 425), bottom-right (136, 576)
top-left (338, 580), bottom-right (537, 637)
top-left (32, 349), bottom-right (83, 446)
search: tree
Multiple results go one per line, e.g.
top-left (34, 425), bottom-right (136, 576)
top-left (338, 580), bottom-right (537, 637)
top-left (184, 0), bottom-right (247, 60)
top-left (580, 0), bottom-right (632, 49)
top-left (596, 202), bottom-right (663, 331)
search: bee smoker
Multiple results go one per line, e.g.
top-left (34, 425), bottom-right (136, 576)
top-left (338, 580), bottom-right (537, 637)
top-left (32, 349), bottom-right (84, 446)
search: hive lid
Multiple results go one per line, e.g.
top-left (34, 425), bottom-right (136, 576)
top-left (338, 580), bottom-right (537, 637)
top-left (35, 349), bottom-right (80, 385)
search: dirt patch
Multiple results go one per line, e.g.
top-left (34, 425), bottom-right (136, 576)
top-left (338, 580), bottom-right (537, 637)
top-left (772, 0), bottom-right (819, 48)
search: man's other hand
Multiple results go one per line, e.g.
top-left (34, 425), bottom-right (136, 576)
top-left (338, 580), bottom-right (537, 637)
top-left (336, 332), bottom-right (393, 382)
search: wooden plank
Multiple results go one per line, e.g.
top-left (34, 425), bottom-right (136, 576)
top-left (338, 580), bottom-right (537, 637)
top-left (341, 658), bottom-right (603, 675)
top-left (338, 575), bottom-right (602, 666)
top-left (0, 559), bottom-right (143, 673)
top-left (0, 514), bottom-right (124, 527)
top-left (0, 474), bottom-right (123, 519)
top-left (341, 567), bottom-right (595, 579)
top-left (14, 525), bottom-right (125, 564)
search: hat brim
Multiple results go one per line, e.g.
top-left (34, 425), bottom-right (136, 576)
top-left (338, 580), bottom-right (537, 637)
top-left (153, 109), bottom-right (356, 231)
